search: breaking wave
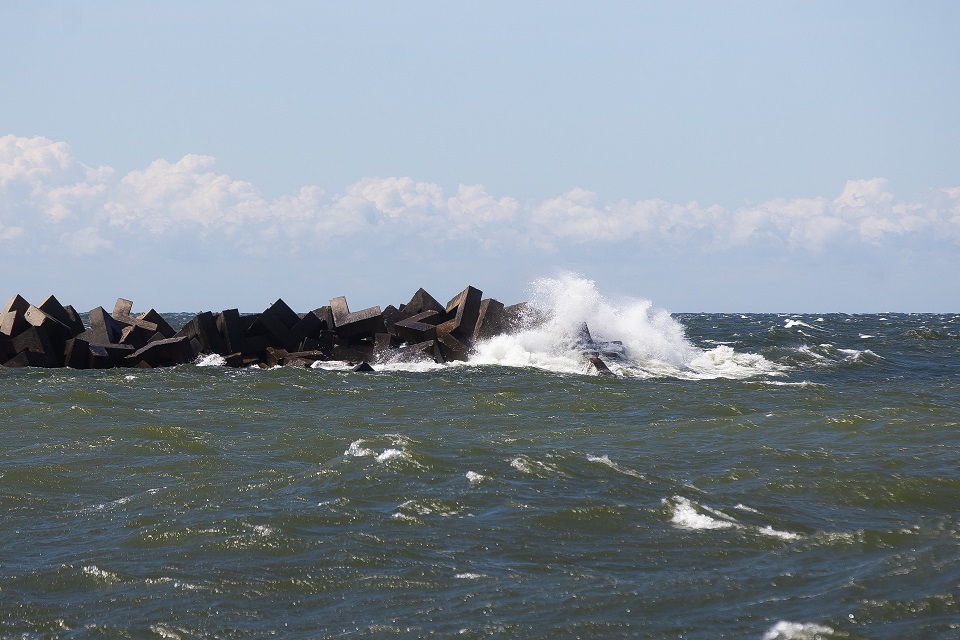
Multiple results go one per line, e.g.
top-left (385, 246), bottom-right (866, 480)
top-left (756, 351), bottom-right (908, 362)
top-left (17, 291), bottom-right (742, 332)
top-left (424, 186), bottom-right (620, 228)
top-left (470, 272), bottom-right (783, 379)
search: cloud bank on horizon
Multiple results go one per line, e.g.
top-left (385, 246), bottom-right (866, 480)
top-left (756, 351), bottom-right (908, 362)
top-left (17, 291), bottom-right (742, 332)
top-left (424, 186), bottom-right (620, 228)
top-left (4, 134), bottom-right (958, 260)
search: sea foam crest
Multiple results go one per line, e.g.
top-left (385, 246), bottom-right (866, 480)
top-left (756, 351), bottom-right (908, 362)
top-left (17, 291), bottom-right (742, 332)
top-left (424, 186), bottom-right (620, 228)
top-left (762, 621), bottom-right (840, 640)
top-left (471, 272), bottom-right (780, 379)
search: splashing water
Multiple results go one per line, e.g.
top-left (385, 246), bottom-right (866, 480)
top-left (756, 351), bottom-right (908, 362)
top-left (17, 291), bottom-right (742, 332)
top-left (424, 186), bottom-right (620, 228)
top-left (471, 272), bottom-right (782, 379)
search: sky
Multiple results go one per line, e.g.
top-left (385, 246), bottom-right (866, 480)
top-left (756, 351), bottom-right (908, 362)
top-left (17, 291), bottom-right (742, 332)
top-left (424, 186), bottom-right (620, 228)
top-left (1, 2), bottom-right (958, 313)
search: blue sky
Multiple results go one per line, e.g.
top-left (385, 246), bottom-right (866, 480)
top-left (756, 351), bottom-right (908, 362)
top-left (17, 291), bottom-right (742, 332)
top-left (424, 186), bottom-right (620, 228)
top-left (2, 2), bottom-right (958, 312)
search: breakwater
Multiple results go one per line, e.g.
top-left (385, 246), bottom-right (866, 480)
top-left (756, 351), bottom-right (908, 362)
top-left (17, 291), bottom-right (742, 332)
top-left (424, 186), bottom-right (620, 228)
top-left (0, 287), bottom-right (546, 371)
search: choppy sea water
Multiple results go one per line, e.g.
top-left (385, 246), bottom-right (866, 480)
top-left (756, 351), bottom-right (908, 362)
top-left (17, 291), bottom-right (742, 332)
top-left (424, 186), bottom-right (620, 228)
top-left (2, 278), bottom-right (959, 639)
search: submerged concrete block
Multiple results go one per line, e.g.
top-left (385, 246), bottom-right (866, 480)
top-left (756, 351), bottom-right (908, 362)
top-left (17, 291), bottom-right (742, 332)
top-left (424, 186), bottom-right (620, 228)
top-left (587, 356), bottom-right (615, 376)
top-left (351, 361), bottom-right (375, 372)
top-left (445, 285), bottom-right (483, 341)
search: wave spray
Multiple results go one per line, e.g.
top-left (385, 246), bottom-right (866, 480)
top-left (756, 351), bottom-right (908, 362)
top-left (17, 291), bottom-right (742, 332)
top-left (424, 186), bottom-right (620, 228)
top-left (471, 272), bottom-right (780, 379)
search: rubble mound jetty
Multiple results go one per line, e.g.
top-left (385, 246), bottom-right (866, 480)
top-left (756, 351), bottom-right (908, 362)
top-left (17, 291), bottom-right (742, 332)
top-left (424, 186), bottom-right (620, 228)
top-left (0, 287), bottom-right (543, 371)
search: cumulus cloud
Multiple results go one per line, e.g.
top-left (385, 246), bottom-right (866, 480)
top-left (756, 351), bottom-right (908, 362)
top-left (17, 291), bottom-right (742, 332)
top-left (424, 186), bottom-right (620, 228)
top-left (1, 134), bottom-right (959, 259)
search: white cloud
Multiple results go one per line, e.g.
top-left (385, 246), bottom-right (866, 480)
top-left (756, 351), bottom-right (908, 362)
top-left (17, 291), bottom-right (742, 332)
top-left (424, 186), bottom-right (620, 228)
top-left (1, 134), bottom-right (959, 259)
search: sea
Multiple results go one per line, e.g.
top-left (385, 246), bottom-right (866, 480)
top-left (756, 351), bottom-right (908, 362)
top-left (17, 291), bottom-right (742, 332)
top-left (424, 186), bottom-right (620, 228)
top-left (2, 275), bottom-right (958, 639)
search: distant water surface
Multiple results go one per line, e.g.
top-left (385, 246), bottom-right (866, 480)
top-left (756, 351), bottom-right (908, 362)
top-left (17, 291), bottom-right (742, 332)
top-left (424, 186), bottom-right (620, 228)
top-left (1, 280), bottom-right (958, 639)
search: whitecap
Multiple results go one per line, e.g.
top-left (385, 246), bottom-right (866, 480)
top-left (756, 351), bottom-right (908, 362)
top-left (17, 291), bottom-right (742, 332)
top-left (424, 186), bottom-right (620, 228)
top-left (344, 440), bottom-right (374, 457)
top-left (586, 454), bottom-right (645, 479)
top-left (664, 496), bottom-right (736, 531)
top-left (194, 353), bottom-right (226, 367)
top-left (762, 621), bottom-right (838, 640)
top-left (465, 471), bottom-right (486, 484)
top-left (376, 448), bottom-right (404, 463)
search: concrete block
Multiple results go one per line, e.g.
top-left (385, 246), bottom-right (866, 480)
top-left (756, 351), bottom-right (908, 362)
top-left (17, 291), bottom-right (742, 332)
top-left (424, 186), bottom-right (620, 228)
top-left (310, 306), bottom-right (335, 332)
top-left (88, 345), bottom-right (112, 369)
top-left (332, 343), bottom-right (374, 363)
top-left (137, 309), bottom-right (175, 338)
top-left (37, 295), bottom-right (83, 337)
top-left (436, 321), bottom-right (470, 362)
top-left (473, 299), bottom-right (506, 342)
top-left (330, 296), bottom-right (384, 339)
top-left (216, 309), bottom-right (244, 354)
top-left (503, 302), bottom-right (542, 332)
top-left (445, 285), bottom-right (483, 341)
top-left (223, 353), bottom-right (246, 368)
top-left (262, 298), bottom-right (301, 330)
top-left (289, 310), bottom-right (325, 345)
top-left (86, 307), bottom-right (124, 345)
top-left (0, 336), bottom-right (14, 362)
top-left (251, 311), bottom-right (297, 351)
top-left (3, 350), bottom-right (53, 368)
top-left (24, 305), bottom-right (71, 360)
top-left (119, 324), bottom-right (154, 350)
top-left (265, 347), bottom-right (289, 367)
top-left (112, 298), bottom-right (134, 318)
top-left (175, 312), bottom-right (226, 355)
top-left (2, 294), bottom-right (30, 315)
top-left (587, 356), bottom-right (615, 376)
top-left (62, 305), bottom-right (85, 336)
top-left (378, 339), bottom-right (444, 364)
top-left (351, 361), bottom-right (375, 372)
top-left (0, 310), bottom-right (28, 337)
top-left (393, 312), bottom-right (439, 344)
top-left (64, 338), bottom-right (90, 369)
top-left (126, 336), bottom-right (195, 368)
top-left (103, 343), bottom-right (135, 367)
top-left (11, 326), bottom-right (58, 366)
top-left (381, 305), bottom-right (402, 334)
top-left (401, 288), bottom-right (445, 319)
top-left (241, 335), bottom-right (271, 356)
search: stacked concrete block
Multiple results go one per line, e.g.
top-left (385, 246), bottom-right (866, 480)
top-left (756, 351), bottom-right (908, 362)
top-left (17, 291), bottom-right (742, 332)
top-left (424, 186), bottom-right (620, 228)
top-left (0, 285), bottom-right (548, 371)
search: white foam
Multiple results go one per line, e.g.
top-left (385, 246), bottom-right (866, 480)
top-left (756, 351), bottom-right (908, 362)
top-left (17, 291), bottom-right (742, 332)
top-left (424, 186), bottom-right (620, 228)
top-left (665, 496), bottom-right (736, 530)
top-left (376, 448), bottom-right (404, 463)
top-left (762, 621), bottom-right (837, 640)
top-left (664, 497), bottom-right (801, 539)
top-left (344, 440), bottom-right (374, 457)
top-left (194, 354), bottom-right (226, 367)
top-left (587, 454), bottom-right (645, 479)
top-left (469, 272), bottom-right (781, 380)
top-left (465, 471), bottom-right (486, 484)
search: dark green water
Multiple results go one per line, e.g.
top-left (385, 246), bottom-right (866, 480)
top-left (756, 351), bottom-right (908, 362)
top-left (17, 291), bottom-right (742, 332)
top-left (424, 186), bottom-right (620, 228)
top-left (1, 312), bottom-right (959, 639)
